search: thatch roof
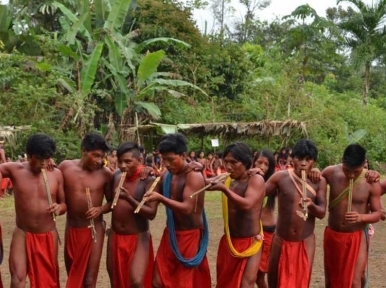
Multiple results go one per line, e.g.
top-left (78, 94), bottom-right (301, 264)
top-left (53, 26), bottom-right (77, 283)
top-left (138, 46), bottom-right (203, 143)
top-left (123, 120), bottom-right (307, 140)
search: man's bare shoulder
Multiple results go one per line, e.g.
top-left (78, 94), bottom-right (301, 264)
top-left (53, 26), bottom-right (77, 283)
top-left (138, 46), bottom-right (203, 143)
top-left (1, 161), bottom-right (24, 170)
top-left (185, 169), bottom-right (204, 182)
top-left (248, 173), bottom-right (265, 185)
top-left (58, 159), bottom-right (79, 170)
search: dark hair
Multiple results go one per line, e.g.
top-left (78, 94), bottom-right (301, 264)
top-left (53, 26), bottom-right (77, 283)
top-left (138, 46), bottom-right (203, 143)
top-left (253, 150), bottom-right (275, 182)
top-left (342, 143), bottom-right (366, 167)
top-left (253, 149), bottom-right (276, 209)
top-left (81, 132), bottom-right (110, 152)
top-left (26, 134), bottom-right (56, 159)
top-left (158, 133), bottom-right (188, 155)
top-left (291, 139), bottom-right (318, 161)
top-left (223, 142), bottom-right (252, 169)
top-left (117, 142), bottom-right (141, 159)
top-left (138, 145), bottom-right (145, 153)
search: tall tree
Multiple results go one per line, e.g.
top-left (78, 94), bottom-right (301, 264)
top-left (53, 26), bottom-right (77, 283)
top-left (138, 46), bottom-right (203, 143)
top-left (336, 0), bottom-right (386, 105)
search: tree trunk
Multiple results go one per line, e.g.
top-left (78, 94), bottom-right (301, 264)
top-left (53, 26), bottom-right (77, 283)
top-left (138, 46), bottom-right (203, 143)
top-left (363, 61), bottom-right (370, 106)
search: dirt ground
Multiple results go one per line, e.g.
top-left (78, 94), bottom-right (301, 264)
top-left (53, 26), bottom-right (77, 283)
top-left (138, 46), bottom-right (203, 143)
top-left (1, 192), bottom-right (386, 287)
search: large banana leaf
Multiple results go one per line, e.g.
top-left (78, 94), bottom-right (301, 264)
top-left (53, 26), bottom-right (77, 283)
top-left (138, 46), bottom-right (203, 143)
top-left (104, 0), bottom-right (132, 31)
top-left (108, 31), bottom-right (136, 71)
top-left (79, 0), bottom-right (92, 33)
top-left (94, 0), bottom-right (108, 27)
top-left (53, 1), bottom-right (91, 41)
top-left (0, 5), bottom-right (10, 32)
top-left (140, 78), bottom-right (208, 97)
top-left (137, 37), bottom-right (191, 51)
top-left (66, 12), bottom-right (89, 45)
top-left (115, 92), bottom-right (129, 116)
top-left (80, 42), bottom-right (104, 95)
top-left (137, 50), bottom-right (165, 82)
top-left (104, 34), bottom-right (123, 72)
top-left (135, 101), bottom-right (161, 119)
top-left (347, 129), bottom-right (367, 144)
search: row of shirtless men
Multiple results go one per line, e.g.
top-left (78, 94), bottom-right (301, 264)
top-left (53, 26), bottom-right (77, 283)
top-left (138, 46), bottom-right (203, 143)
top-left (0, 132), bottom-right (384, 288)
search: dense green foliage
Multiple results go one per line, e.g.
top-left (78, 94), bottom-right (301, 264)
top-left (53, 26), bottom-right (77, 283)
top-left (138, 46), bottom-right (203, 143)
top-left (1, 0), bottom-right (386, 170)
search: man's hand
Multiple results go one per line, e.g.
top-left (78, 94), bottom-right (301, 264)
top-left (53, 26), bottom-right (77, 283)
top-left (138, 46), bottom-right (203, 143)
top-left (345, 211), bottom-right (362, 223)
top-left (85, 206), bottom-right (103, 219)
top-left (247, 168), bottom-right (264, 177)
top-left (47, 203), bottom-right (61, 216)
top-left (140, 166), bottom-right (154, 180)
top-left (144, 191), bottom-right (162, 203)
top-left (186, 161), bottom-right (204, 173)
top-left (119, 186), bottom-right (131, 200)
top-left (46, 158), bottom-right (57, 172)
top-left (365, 170), bottom-right (380, 184)
top-left (308, 168), bottom-right (322, 184)
top-left (298, 198), bottom-right (314, 209)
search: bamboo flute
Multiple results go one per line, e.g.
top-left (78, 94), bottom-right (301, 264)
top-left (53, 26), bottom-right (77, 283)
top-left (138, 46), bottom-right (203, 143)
top-left (86, 188), bottom-right (97, 242)
top-left (134, 176), bottom-right (161, 214)
top-left (41, 168), bottom-right (56, 222)
top-left (190, 173), bottom-right (231, 198)
top-left (111, 172), bottom-right (127, 209)
top-left (301, 169), bottom-right (308, 220)
top-left (347, 178), bottom-right (354, 212)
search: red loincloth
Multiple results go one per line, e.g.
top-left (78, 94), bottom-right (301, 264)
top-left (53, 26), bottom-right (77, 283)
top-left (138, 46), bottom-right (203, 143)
top-left (324, 227), bottom-right (363, 288)
top-left (155, 228), bottom-right (211, 288)
top-left (216, 234), bottom-right (259, 288)
top-left (26, 231), bottom-right (60, 288)
top-left (259, 231), bottom-right (274, 273)
top-left (277, 234), bottom-right (313, 288)
top-left (112, 232), bottom-right (154, 288)
top-left (65, 227), bottom-right (93, 288)
top-left (1, 178), bottom-right (12, 190)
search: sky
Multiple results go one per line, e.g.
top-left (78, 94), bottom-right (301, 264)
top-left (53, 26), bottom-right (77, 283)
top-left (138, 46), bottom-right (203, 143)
top-left (192, 0), bottom-right (374, 32)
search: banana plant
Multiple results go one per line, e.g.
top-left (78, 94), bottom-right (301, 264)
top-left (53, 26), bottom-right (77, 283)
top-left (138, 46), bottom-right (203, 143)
top-left (53, 0), bottom-right (207, 136)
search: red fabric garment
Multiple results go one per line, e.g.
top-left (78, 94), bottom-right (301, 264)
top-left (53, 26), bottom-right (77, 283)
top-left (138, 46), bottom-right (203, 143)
top-left (259, 231), bottom-right (274, 273)
top-left (112, 232), bottom-right (154, 288)
top-left (65, 227), bottom-right (92, 288)
top-left (324, 227), bottom-right (362, 288)
top-left (216, 234), bottom-right (257, 288)
top-left (125, 166), bottom-right (144, 182)
top-left (26, 231), bottom-right (60, 288)
top-left (277, 235), bottom-right (312, 288)
top-left (155, 228), bottom-right (211, 288)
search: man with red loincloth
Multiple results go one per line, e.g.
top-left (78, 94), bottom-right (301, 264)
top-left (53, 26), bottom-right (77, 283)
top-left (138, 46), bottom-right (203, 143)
top-left (106, 142), bottom-right (157, 288)
top-left (59, 132), bottom-right (113, 288)
top-left (144, 133), bottom-right (211, 288)
top-left (0, 134), bottom-right (66, 287)
top-left (265, 139), bottom-right (327, 288)
top-left (323, 144), bottom-right (382, 288)
top-left (206, 142), bottom-right (266, 287)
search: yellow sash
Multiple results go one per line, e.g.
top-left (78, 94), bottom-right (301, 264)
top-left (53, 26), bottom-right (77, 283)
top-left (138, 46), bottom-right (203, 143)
top-left (222, 177), bottom-right (263, 258)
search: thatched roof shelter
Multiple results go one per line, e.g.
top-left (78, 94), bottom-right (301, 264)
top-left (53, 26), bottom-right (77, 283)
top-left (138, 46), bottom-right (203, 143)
top-left (123, 120), bottom-right (307, 142)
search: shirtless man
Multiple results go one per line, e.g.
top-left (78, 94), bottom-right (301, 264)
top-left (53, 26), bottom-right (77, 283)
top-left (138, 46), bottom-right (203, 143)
top-left (323, 144), bottom-right (382, 288)
top-left (0, 134), bottom-right (66, 287)
top-left (106, 142), bottom-right (158, 288)
top-left (207, 142), bottom-right (266, 287)
top-left (265, 139), bottom-right (327, 288)
top-left (144, 133), bottom-right (211, 288)
top-left (58, 132), bottom-right (113, 288)
top-left (107, 149), bottom-right (118, 171)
